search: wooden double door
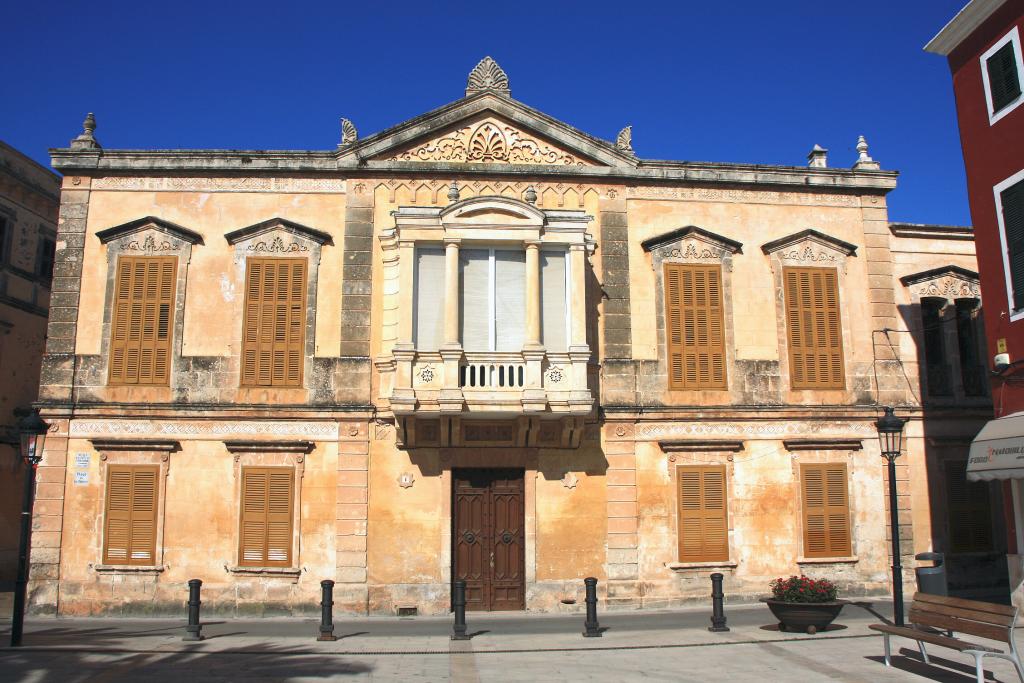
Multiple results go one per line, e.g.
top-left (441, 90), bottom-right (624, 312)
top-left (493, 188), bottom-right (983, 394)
top-left (452, 468), bottom-right (525, 611)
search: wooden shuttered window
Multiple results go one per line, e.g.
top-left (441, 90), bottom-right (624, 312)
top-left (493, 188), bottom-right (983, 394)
top-left (103, 465), bottom-right (159, 565)
top-left (1002, 179), bottom-right (1024, 311)
top-left (109, 256), bottom-right (177, 385)
top-left (677, 465), bottom-right (729, 562)
top-left (239, 467), bottom-right (295, 567)
top-left (801, 463), bottom-right (852, 558)
top-left (665, 264), bottom-right (727, 390)
top-left (241, 258), bottom-right (307, 387)
top-left (987, 41), bottom-right (1022, 113)
top-left (946, 460), bottom-right (994, 553)
top-left (784, 267), bottom-right (845, 389)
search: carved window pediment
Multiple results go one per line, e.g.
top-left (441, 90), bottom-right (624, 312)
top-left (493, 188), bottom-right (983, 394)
top-left (224, 218), bottom-right (332, 249)
top-left (900, 265), bottom-right (981, 301)
top-left (96, 216), bottom-right (203, 249)
top-left (761, 229), bottom-right (857, 269)
top-left (642, 226), bottom-right (742, 269)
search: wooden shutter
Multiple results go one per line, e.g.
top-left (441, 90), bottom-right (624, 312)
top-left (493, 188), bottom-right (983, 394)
top-left (108, 256), bottom-right (176, 385)
top-left (987, 42), bottom-right (1022, 113)
top-left (946, 460), bottom-right (994, 553)
top-left (801, 463), bottom-right (852, 558)
top-left (784, 267), bottom-right (845, 389)
top-left (102, 465), bottom-right (159, 565)
top-left (1002, 180), bottom-right (1024, 310)
top-left (241, 258), bottom-right (307, 386)
top-left (239, 467), bottom-right (295, 567)
top-left (665, 264), bottom-right (726, 389)
top-left (677, 465), bottom-right (729, 562)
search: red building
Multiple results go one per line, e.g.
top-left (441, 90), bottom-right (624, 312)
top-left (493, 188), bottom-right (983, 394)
top-left (927, 0), bottom-right (1024, 606)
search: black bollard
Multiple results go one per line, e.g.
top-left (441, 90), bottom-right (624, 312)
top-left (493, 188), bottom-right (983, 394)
top-left (183, 579), bottom-right (204, 641)
top-left (708, 572), bottom-right (729, 632)
top-left (318, 579), bottom-right (337, 641)
top-left (582, 576), bottom-right (602, 637)
top-left (451, 579), bottom-right (470, 640)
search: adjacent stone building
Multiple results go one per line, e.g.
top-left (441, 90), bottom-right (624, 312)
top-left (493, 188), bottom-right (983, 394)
top-left (0, 141), bottom-right (59, 584)
top-left (30, 59), bottom-right (995, 616)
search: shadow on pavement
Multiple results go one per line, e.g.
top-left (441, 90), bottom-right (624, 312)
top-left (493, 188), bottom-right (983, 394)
top-left (866, 648), bottom-right (1000, 682)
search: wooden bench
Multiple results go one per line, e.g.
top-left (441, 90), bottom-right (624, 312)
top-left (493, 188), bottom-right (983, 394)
top-left (870, 592), bottom-right (1022, 682)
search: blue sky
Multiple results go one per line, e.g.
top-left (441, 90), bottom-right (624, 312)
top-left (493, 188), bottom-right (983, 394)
top-left (7, 1), bottom-right (969, 224)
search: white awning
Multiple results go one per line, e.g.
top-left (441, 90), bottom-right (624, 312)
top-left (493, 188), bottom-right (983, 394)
top-left (968, 412), bottom-right (1024, 481)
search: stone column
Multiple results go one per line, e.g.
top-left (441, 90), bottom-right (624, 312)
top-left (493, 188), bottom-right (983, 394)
top-left (443, 239), bottom-right (460, 346)
top-left (439, 239), bottom-right (464, 413)
top-left (524, 241), bottom-right (541, 349)
top-left (337, 183), bottom-right (374, 404)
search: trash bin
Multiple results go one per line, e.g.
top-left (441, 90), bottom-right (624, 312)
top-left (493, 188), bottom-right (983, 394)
top-left (915, 552), bottom-right (947, 596)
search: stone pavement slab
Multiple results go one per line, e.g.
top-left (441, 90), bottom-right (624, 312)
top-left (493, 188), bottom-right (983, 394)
top-left (0, 601), bottom-right (1020, 681)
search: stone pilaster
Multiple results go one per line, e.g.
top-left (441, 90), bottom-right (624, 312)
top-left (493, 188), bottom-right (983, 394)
top-left (335, 421), bottom-right (369, 613)
top-left (604, 422), bottom-right (640, 607)
top-left (599, 194), bottom-right (636, 405)
top-left (337, 184), bottom-right (374, 404)
top-left (27, 417), bottom-right (68, 614)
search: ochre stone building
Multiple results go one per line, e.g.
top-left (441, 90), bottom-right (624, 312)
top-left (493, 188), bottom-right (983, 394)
top-left (0, 141), bottom-right (59, 585)
top-left (30, 59), bottom-right (997, 616)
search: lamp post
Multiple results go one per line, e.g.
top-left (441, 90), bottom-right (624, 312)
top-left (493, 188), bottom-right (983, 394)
top-left (875, 406), bottom-right (907, 627)
top-left (10, 407), bottom-right (48, 647)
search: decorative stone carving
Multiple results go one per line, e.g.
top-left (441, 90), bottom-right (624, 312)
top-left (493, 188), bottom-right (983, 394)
top-left (913, 277), bottom-right (981, 300)
top-left (91, 177), bottom-right (346, 193)
top-left (853, 135), bottom-right (880, 170)
top-left (545, 366), bottom-right (564, 384)
top-left (636, 422), bottom-right (874, 440)
top-left (124, 233), bottom-right (177, 253)
top-left (397, 472), bottom-right (415, 488)
top-left (561, 471), bottom-right (578, 489)
top-left (778, 245), bottom-right (838, 264)
top-left (388, 118), bottom-right (586, 166)
top-left (245, 236), bottom-right (309, 253)
top-left (466, 56), bottom-right (510, 97)
top-left (616, 125), bottom-right (633, 153)
top-left (374, 419), bottom-right (394, 441)
top-left (70, 420), bottom-right (339, 439)
top-left (71, 112), bottom-right (101, 150)
top-left (340, 118), bottom-right (358, 146)
top-left (418, 365), bottom-right (435, 383)
top-left (627, 186), bottom-right (859, 207)
top-left (656, 240), bottom-right (726, 261)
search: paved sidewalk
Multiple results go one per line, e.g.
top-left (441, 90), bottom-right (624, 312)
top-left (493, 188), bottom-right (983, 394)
top-left (0, 600), bottom-right (1020, 681)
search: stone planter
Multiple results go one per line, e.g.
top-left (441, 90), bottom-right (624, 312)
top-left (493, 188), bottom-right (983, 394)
top-left (764, 599), bottom-right (845, 634)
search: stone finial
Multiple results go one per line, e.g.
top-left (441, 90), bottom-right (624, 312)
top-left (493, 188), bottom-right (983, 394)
top-left (807, 144), bottom-right (828, 168)
top-left (70, 112), bottom-right (101, 150)
top-left (466, 56), bottom-right (510, 97)
top-left (524, 186), bottom-right (537, 204)
top-left (339, 118), bottom-right (358, 147)
top-left (853, 135), bottom-right (879, 170)
top-left (616, 125), bottom-right (634, 154)
top-left (447, 181), bottom-right (460, 203)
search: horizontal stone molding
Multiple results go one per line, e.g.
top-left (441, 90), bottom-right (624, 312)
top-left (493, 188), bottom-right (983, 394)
top-left (658, 439), bottom-right (745, 452)
top-left (665, 561), bottom-right (738, 571)
top-left (226, 566), bottom-right (302, 578)
top-left (635, 421), bottom-right (876, 440)
top-left (782, 439), bottom-right (864, 451)
top-left (89, 176), bottom-right (346, 193)
top-left (796, 555), bottom-right (859, 565)
top-left (89, 439), bottom-right (181, 452)
top-left (71, 420), bottom-right (340, 440)
top-left (93, 564), bottom-right (165, 574)
top-left (223, 440), bottom-right (315, 454)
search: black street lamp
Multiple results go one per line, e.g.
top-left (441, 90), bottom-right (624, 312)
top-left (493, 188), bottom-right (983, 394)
top-left (10, 407), bottom-right (48, 647)
top-left (876, 406), bottom-right (907, 627)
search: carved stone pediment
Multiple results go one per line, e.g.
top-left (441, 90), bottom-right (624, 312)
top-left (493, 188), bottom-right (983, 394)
top-left (224, 217), bottom-right (332, 248)
top-left (900, 265), bottom-right (981, 301)
top-left (384, 115), bottom-right (593, 167)
top-left (642, 226), bottom-right (742, 263)
top-left (96, 216), bottom-right (203, 247)
top-left (761, 228), bottom-right (857, 267)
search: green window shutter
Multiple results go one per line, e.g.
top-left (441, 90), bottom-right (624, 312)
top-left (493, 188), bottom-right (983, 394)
top-left (1002, 180), bottom-right (1024, 310)
top-left (987, 41), bottom-right (1022, 113)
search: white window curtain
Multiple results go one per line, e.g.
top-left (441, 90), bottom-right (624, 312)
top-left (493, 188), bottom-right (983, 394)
top-left (495, 251), bottom-right (526, 351)
top-left (458, 248), bottom-right (527, 351)
top-left (414, 247), bottom-right (445, 350)
top-left (540, 249), bottom-right (568, 351)
top-left (460, 249), bottom-right (491, 350)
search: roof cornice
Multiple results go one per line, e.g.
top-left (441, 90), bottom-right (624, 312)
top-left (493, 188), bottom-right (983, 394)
top-left (924, 0), bottom-right (1009, 55)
